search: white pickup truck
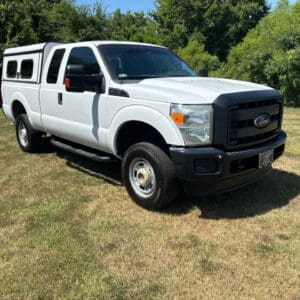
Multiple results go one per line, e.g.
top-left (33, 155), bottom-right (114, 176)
top-left (1, 41), bottom-right (286, 210)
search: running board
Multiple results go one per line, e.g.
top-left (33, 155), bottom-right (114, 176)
top-left (50, 138), bottom-right (116, 163)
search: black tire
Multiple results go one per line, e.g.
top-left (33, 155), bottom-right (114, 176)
top-left (15, 114), bottom-right (42, 153)
top-left (122, 142), bottom-right (178, 210)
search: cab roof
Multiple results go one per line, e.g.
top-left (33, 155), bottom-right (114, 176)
top-left (3, 41), bottom-right (165, 56)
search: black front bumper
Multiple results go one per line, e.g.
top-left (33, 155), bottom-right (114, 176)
top-left (169, 131), bottom-right (286, 196)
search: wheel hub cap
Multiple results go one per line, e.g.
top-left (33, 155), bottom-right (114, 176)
top-left (136, 167), bottom-right (152, 187)
top-left (129, 158), bottom-right (156, 198)
top-left (18, 123), bottom-right (28, 147)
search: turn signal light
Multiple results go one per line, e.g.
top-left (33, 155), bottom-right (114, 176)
top-left (64, 77), bottom-right (71, 89)
top-left (171, 112), bottom-right (184, 125)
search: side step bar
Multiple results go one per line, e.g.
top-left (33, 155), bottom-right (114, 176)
top-left (50, 138), bottom-right (116, 163)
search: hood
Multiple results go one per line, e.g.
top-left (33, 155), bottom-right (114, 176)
top-left (118, 77), bottom-right (275, 104)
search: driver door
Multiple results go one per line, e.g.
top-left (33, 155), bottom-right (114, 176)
top-left (58, 46), bottom-right (105, 149)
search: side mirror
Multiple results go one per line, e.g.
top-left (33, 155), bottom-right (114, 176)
top-left (66, 64), bottom-right (85, 75)
top-left (198, 67), bottom-right (208, 77)
top-left (64, 64), bottom-right (105, 93)
top-left (65, 64), bottom-right (85, 92)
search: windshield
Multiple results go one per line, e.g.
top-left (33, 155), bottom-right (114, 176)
top-left (98, 44), bottom-right (198, 81)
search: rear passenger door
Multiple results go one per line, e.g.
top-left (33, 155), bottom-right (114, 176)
top-left (40, 48), bottom-right (66, 134)
top-left (58, 46), bottom-right (105, 149)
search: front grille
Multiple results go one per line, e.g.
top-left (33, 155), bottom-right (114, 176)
top-left (228, 99), bottom-right (282, 148)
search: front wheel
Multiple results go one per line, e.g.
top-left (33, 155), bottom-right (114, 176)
top-left (122, 142), bottom-right (178, 210)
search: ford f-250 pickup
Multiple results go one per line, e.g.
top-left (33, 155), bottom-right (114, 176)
top-left (1, 41), bottom-right (286, 210)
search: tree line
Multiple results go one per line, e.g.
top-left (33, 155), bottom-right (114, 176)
top-left (0, 0), bottom-right (299, 106)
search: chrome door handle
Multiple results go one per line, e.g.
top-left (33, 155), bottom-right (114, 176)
top-left (58, 93), bottom-right (63, 105)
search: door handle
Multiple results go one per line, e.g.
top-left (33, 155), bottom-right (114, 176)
top-left (58, 93), bottom-right (63, 105)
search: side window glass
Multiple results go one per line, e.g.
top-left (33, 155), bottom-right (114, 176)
top-left (21, 60), bottom-right (33, 79)
top-left (67, 47), bottom-right (100, 75)
top-left (7, 61), bottom-right (17, 78)
top-left (47, 49), bottom-right (65, 84)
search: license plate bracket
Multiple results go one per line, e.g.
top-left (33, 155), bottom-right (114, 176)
top-left (258, 149), bottom-right (274, 169)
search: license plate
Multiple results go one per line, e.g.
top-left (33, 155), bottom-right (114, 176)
top-left (259, 149), bottom-right (274, 168)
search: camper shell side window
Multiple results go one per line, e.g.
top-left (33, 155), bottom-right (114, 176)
top-left (4, 53), bottom-right (41, 82)
top-left (6, 61), bottom-right (18, 78)
top-left (20, 59), bottom-right (34, 79)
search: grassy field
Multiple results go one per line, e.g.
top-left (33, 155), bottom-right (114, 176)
top-left (0, 108), bottom-right (299, 299)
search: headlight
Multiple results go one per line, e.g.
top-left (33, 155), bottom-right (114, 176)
top-left (170, 104), bottom-right (213, 145)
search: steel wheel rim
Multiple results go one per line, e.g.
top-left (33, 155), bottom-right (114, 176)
top-left (18, 122), bottom-right (29, 147)
top-left (129, 158), bottom-right (156, 198)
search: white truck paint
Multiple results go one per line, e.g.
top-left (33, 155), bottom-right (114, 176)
top-left (1, 41), bottom-right (286, 210)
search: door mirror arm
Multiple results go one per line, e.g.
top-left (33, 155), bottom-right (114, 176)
top-left (198, 67), bottom-right (208, 77)
top-left (85, 73), bottom-right (105, 94)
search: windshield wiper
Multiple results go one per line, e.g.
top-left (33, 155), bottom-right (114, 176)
top-left (166, 74), bottom-right (197, 77)
top-left (118, 74), bottom-right (197, 80)
top-left (118, 75), bottom-right (164, 80)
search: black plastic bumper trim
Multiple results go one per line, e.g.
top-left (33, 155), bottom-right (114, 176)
top-left (169, 131), bottom-right (286, 195)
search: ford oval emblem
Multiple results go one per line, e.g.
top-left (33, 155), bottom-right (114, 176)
top-left (254, 114), bottom-right (271, 129)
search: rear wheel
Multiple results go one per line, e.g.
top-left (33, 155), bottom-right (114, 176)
top-left (16, 114), bottom-right (42, 153)
top-left (122, 142), bottom-right (178, 210)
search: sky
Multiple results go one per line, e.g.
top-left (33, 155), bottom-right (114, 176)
top-left (75, 0), bottom-right (298, 13)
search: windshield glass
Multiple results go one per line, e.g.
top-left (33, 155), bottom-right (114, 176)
top-left (98, 44), bottom-right (198, 80)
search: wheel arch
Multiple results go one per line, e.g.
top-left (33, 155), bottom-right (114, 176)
top-left (108, 106), bottom-right (185, 157)
top-left (12, 100), bottom-right (27, 120)
top-left (9, 92), bottom-right (31, 121)
top-left (115, 121), bottom-right (168, 157)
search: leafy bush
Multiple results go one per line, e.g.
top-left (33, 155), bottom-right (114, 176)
top-left (219, 1), bottom-right (300, 106)
top-left (177, 40), bottom-right (220, 73)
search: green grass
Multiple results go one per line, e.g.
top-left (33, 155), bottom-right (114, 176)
top-left (0, 108), bottom-right (299, 299)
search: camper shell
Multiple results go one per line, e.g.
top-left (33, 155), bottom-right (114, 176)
top-left (2, 43), bottom-right (61, 84)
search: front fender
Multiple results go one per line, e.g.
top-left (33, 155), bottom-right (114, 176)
top-left (107, 105), bottom-right (185, 155)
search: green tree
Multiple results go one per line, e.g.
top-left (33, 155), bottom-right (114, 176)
top-left (107, 9), bottom-right (158, 44)
top-left (153, 0), bottom-right (269, 60)
top-left (71, 3), bottom-right (107, 41)
top-left (39, 0), bottom-right (77, 42)
top-left (177, 39), bottom-right (220, 73)
top-left (220, 1), bottom-right (300, 106)
top-left (0, 0), bottom-right (38, 50)
top-left (0, 0), bottom-right (39, 75)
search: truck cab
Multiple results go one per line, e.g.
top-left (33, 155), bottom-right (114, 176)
top-left (1, 41), bottom-right (286, 210)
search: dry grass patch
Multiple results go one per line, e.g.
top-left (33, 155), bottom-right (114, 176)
top-left (0, 108), bottom-right (299, 299)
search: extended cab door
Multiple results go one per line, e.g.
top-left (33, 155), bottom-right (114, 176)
top-left (57, 46), bottom-right (106, 149)
top-left (40, 48), bottom-right (66, 134)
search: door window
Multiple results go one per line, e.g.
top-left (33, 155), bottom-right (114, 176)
top-left (47, 49), bottom-right (66, 84)
top-left (67, 47), bottom-right (100, 75)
